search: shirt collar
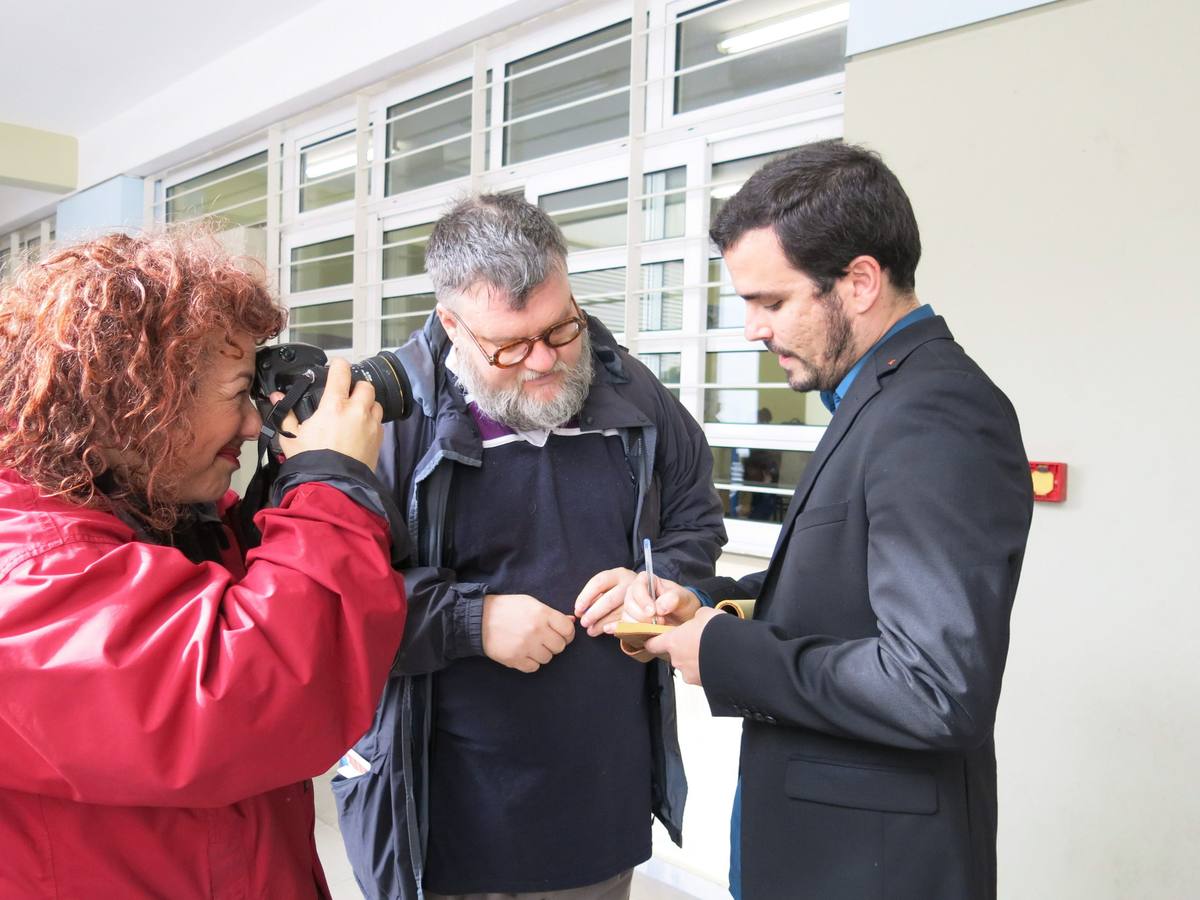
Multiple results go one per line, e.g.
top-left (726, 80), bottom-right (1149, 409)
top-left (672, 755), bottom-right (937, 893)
top-left (819, 304), bottom-right (935, 414)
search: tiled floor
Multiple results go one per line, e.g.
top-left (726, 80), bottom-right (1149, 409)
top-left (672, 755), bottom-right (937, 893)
top-left (313, 773), bottom-right (702, 900)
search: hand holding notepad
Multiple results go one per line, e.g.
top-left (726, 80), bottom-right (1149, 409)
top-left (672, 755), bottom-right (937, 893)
top-left (609, 539), bottom-right (696, 661)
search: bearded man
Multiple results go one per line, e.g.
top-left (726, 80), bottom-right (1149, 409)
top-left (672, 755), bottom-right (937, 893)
top-left (333, 193), bottom-right (726, 900)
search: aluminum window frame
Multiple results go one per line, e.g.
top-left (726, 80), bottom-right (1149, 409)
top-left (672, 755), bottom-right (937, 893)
top-left (661, 0), bottom-right (848, 130)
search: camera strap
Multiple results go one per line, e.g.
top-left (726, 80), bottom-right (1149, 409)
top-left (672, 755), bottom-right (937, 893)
top-left (260, 374), bottom-right (313, 443)
top-left (235, 376), bottom-right (312, 547)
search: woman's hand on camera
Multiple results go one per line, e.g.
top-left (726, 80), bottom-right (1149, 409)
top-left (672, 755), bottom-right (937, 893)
top-left (274, 359), bottom-right (384, 470)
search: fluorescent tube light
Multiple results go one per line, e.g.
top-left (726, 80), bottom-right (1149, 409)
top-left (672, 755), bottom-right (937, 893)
top-left (305, 152), bottom-right (357, 179)
top-left (716, 2), bottom-right (849, 55)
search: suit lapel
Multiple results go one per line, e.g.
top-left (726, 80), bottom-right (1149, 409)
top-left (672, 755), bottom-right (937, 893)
top-left (752, 376), bottom-right (879, 618)
top-left (753, 316), bottom-right (954, 617)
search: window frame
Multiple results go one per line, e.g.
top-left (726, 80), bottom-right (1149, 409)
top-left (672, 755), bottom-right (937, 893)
top-left (159, 141), bottom-right (271, 228)
top-left (661, 0), bottom-right (848, 130)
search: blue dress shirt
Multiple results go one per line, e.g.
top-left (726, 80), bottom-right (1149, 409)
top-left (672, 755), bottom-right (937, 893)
top-left (819, 304), bottom-right (935, 414)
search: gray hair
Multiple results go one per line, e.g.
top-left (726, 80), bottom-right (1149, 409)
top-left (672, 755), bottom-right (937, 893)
top-left (425, 193), bottom-right (568, 309)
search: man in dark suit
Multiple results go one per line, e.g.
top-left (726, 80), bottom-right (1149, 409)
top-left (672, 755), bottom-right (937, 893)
top-left (625, 141), bottom-right (1033, 899)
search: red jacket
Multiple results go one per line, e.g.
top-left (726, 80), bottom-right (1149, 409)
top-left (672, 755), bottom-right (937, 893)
top-left (0, 466), bottom-right (407, 899)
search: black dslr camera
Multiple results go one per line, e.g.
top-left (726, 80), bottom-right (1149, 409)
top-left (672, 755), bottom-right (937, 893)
top-left (253, 342), bottom-right (414, 425)
top-left (238, 342), bottom-right (413, 552)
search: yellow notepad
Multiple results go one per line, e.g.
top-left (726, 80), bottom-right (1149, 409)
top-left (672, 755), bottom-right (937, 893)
top-left (612, 621), bottom-right (674, 649)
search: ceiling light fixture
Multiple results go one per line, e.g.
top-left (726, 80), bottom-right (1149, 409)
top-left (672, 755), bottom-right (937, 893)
top-left (716, 2), bottom-right (850, 55)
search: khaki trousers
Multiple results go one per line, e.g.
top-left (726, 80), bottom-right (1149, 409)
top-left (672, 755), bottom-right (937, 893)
top-left (425, 868), bottom-right (633, 900)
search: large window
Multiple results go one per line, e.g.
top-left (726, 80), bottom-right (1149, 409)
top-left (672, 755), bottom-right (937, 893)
top-left (382, 223), bottom-right (433, 280)
top-left (165, 151), bottom-right (268, 228)
top-left (674, 0), bottom-right (847, 114)
top-left (1, 220), bottom-right (56, 275)
top-left (286, 235), bottom-right (355, 350)
top-left (386, 79), bottom-right (474, 195)
top-left (539, 167), bottom-right (686, 252)
top-left (703, 350), bottom-right (829, 426)
top-left (505, 21), bottom-right (631, 164)
top-left (289, 300), bottom-right (354, 351)
top-left (290, 236), bottom-right (353, 292)
top-left (567, 260), bottom-right (684, 336)
top-left (713, 445), bottom-right (811, 522)
top-left (300, 131), bottom-right (363, 212)
top-left (382, 293), bottom-right (437, 348)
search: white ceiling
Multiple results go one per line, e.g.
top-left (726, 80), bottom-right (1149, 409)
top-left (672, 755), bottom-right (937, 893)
top-left (0, 0), bottom-right (327, 135)
top-left (0, 184), bottom-right (63, 229)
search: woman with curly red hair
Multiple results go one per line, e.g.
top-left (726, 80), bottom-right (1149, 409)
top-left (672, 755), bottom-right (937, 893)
top-left (0, 230), bottom-right (408, 899)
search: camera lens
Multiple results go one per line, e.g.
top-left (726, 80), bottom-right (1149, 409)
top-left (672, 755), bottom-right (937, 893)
top-left (351, 351), bottom-right (413, 422)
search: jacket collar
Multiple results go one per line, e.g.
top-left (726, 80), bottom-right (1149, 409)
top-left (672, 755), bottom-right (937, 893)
top-left (780, 315), bottom-right (954, 528)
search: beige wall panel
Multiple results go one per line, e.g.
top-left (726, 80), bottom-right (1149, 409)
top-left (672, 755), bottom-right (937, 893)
top-left (0, 123), bottom-right (77, 193)
top-left (844, 1), bottom-right (1199, 896)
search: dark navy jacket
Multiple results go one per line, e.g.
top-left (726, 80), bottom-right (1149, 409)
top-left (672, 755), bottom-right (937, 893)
top-left (334, 313), bottom-right (727, 900)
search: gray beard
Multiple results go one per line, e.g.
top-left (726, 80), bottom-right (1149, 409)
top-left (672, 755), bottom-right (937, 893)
top-left (453, 328), bottom-right (594, 431)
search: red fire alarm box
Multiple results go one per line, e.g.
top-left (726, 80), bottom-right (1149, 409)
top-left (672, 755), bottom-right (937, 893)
top-left (1030, 461), bottom-right (1067, 502)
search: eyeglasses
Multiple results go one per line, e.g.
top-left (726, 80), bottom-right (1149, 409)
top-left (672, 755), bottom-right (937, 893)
top-left (448, 299), bottom-right (587, 368)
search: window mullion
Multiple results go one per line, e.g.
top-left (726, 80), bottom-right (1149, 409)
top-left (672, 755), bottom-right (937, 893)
top-left (266, 126), bottom-right (283, 296)
top-left (470, 42), bottom-right (489, 189)
top-left (352, 95), bottom-right (372, 357)
top-left (622, 0), bottom-right (649, 354)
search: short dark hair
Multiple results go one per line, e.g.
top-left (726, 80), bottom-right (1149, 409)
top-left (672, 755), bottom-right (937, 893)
top-left (710, 140), bottom-right (921, 294)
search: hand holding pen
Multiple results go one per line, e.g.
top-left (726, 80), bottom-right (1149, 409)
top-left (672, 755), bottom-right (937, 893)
top-left (603, 542), bottom-right (705, 632)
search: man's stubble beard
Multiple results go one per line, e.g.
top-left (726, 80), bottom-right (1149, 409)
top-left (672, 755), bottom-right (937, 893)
top-left (455, 327), bottom-right (594, 430)
top-left (769, 290), bottom-right (855, 394)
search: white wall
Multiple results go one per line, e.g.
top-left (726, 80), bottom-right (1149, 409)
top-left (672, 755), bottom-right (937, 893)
top-left (844, 1), bottom-right (1200, 896)
top-left (846, 0), bottom-right (1059, 55)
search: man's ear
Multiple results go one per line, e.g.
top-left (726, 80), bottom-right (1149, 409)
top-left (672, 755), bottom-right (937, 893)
top-left (840, 255), bottom-right (883, 315)
top-left (435, 303), bottom-right (457, 336)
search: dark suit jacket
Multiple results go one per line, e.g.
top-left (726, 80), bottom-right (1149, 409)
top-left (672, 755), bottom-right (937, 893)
top-left (698, 316), bottom-right (1032, 900)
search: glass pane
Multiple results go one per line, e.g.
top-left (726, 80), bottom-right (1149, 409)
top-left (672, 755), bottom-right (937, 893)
top-left (643, 167), bottom-right (687, 241)
top-left (290, 236), bottom-right (353, 292)
top-left (704, 350), bottom-right (831, 426)
top-left (0, 247), bottom-right (10, 277)
top-left (166, 151), bottom-right (267, 227)
top-left (675, 0), bottom-right (847, 114)
top-left (290, 300), bottom-right (353, 350)
top-left (382, 292), bottom-right (437, 347)
top-left (640, 352), bottom-right (681, 384)
top-left (386, 78), bottom-right (479, 195)
top-left (505, 21), bottom-right (631, 165)
top-left (542, 178), bottom-right (626, 252)
top-left (641, 260), bottom-right (684, 332)
top-left (569, 268), bottom-right (626, 334)
top-left (540, 167), bottom-right (686, 252)
top-left (301, 131), bottom-right (369, 212)
top-left (383, 223), bottom-right (434, 279)
top-left (707, 257), bottom-right (743, 328)
top-left (713, 446), bottom-right (811, 522)
top-left (710, 149), bottom-right (794, 222)
top-left (569, 262), bottom-right (684, 335)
